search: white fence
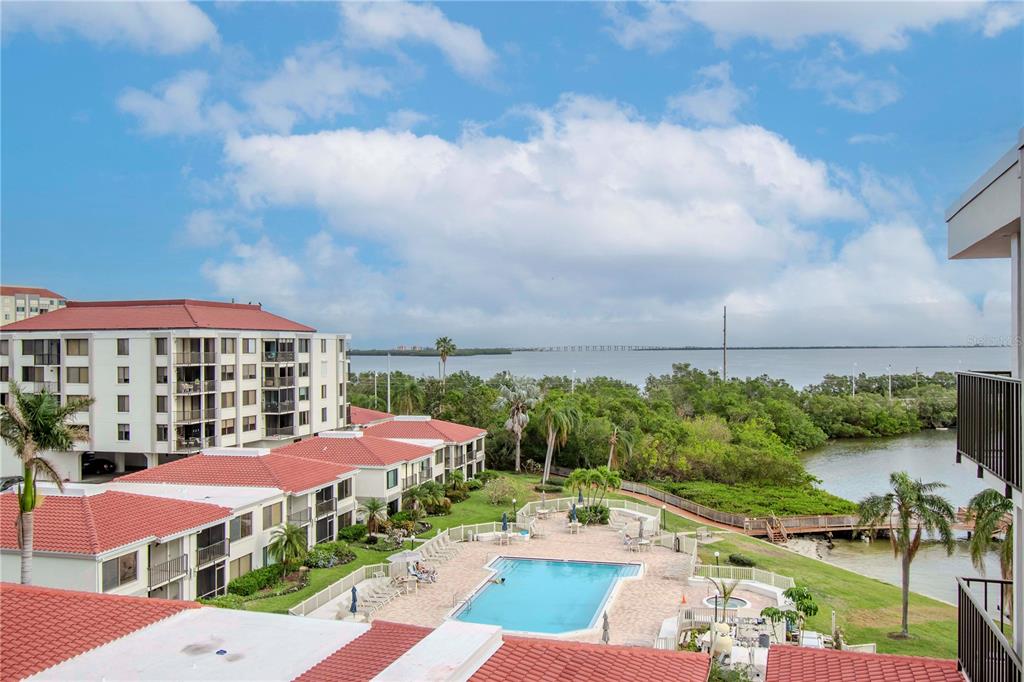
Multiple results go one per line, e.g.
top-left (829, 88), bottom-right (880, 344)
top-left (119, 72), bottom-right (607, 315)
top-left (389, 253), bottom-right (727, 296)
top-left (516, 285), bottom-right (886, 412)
top-left (288, 561), bottom-right (399, 616)
top-left (515, 496), bottom-right (663, 527)
top-left (692, 564), bottom-right (796, 590)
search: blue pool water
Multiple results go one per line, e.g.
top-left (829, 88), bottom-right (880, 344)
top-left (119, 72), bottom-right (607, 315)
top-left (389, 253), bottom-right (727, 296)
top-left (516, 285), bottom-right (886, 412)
top-left (454, 557), bottom-right (641, 633)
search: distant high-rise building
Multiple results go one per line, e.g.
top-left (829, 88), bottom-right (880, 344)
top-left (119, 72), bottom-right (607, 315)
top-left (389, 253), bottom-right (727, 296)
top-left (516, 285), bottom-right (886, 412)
top-left (0, 285), bottom-right (67, 325)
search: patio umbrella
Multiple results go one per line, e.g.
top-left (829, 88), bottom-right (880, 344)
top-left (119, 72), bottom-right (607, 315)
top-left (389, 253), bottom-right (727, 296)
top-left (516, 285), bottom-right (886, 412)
top-left (350, 586), bottom-right (358, 615)
top-left (602, 612), bottom-right (610, 644)
top-left (570, 503), bottom-right (577, 523)
top-left (501, 511), bottom-right (509, 532)
top-left (638, 517), bottom-right (645, 540)
top-left (387, 550), bottom-right (423, 564)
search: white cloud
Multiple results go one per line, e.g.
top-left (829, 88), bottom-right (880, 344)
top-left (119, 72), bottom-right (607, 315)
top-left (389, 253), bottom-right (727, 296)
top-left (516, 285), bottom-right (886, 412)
top-left (848, 133), bottom-right (896, 145)
top-left (667, 62), bottom-right (749, 125)
top-left (2, 1), bottom-right (218, 54)
top-left (387, 109), bottom-right (432, 132)
top-left (178, 209), bottom-right (263, 247)
top-left (243, 44), bottom-right (390, 133)
top-left (794, 48), bottom-right (902, 113)
top-left (607, 1), bottom-right (992, 53)
top-left (117, 71), bottom-right (240, 136)
top-left (983, 2), bottom-right (1024, 36)
top-left (341, 1), bottom-right (497, 79)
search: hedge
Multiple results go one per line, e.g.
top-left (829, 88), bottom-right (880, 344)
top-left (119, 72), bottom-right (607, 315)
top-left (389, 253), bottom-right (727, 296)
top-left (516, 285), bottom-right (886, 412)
top-left (227, 563), bottom-right (285, 597)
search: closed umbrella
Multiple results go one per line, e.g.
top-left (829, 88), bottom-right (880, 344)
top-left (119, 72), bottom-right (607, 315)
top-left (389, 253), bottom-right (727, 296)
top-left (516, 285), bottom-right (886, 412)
top-left (501, 511), bottom-right (509, 532)
top-left (638, 517), bottom-right (645, 541)
top-left (578, 488), bottom-right (584, 505)
top-left (602, 612), bottom-right (610, 644)
top-left (570, 503), bottom-right (577, 523)
top-left (350, 586), bottom-right (358, 615)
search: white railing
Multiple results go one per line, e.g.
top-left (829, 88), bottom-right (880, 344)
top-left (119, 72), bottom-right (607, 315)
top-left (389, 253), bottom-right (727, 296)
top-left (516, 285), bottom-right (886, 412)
top-left (692, 564), bottom-right (795, 590)
top-left (289, 561), bottom-right (399, 616)
top-left (515, 497), bottom-right (662, 527)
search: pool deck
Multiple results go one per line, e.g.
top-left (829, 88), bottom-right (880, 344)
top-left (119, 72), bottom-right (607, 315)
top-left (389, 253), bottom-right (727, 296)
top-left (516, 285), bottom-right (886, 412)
top-left (322, 515), bottom-right (775, 646)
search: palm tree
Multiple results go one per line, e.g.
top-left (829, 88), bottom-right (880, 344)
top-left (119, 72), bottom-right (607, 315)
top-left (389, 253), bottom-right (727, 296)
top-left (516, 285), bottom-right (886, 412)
top-left (965, 488), bottom-right (1014, 610)
top-left (0, 384), bottom-right (91, 584)
top-left (594, 466), bottom-right (622, 508)
top-left (535, 399), bottom-right (581, 484)
top-left (359, 497), bottom-right (388, 534)
top-left (493, 376), bottom-right (540, 472)
top-left (268, 523), bottom-right (307, 572)
top-left (857, 471), bottom-right (955, 637)
top-left (606, 426), bottom-right (635, 470)
top-left (390, 375), bottom-right (423, 415)
top-left (434, 337), bottom-right (456, 386)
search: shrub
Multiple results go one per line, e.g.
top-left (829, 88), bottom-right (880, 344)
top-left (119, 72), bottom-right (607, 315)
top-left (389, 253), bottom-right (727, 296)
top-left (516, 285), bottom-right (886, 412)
top-left (389, 510), bottom-right (415, 525)
top-left (304, 541), bottom-right (356, 569)
top-left (523, 459), bottom-right (543, 474)
top-left (426, 498), bottom-right (452, 515)
top-left (547, 475), bottom-right (567, 487)
top-left (570, 504), bottom-right (610, 525)
top-left (466, 478), bottom-right (483, 491)
top-left (727, 553), bottom-right (756, 568)
top-left (446, 488), bottom-right (470, 503)
top-left (534, 483), bottom-right (563, 493)
top-left (476, 470), bottom-right (500, 484)
top-left (227, 564), bottom-right (285, 597)
top-left (337, 523), bottom-right (368, 542)
top-left (484, 477), bottom-right (521, 505)
top-left (200, 593), bottom-right (246, 609)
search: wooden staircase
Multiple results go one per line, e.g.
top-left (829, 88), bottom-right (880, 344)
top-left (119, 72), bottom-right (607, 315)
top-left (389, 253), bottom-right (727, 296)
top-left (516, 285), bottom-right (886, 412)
top-left (766, 515), bottom-right (788, 544)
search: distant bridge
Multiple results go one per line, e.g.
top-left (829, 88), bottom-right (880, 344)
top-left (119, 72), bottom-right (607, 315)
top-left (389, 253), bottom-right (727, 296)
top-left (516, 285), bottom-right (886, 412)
top-left (523, 345), bottom-right (684, 352)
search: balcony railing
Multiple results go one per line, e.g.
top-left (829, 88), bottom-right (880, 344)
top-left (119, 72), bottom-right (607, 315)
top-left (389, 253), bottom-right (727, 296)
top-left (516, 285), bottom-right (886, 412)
top-left (262, 400), bottom-right (295, 414)
top-left (263, 376), bottom-right (296, 388)
top-left (288, 507), bottom-right (311, 526)
top-left (175, 379), bottom-right (216, 394)
top-left (266, 425), bottom-right (295, 438)
top-left (402, 474), bottom-right (419, 490)
top-left (149, 554), bottom-right (188, 586)
top-left (957, 576), bottom-right (1022, 682)
top-left (957, 372), bottom-right (1021, 493)
top-left (315, 499), bottom-right (336, 517)
top-left (175, 436), bottom-right (215, 452)
top-left (196, 539), bottom-right (229, 566)
top-left (174, 352), bottom-right (214, 365)
top-left (175, 408), bottom-right (216, 424)
top-left (263, 351), bottom-right (295, 363)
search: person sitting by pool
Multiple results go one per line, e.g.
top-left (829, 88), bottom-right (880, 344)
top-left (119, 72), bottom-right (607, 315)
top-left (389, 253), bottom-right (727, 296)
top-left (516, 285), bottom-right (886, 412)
top-left (623, 533), bottom-right (633, 546)
top-left (411, 562), bottom-right (436, 582)
top-left (488, 577), bottom-right (507, 585)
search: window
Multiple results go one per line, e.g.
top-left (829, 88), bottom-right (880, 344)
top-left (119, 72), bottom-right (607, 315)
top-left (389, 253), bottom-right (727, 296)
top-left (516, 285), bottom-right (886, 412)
top-left (155, 338), bottom-right (167, 355)
top-left (338, 478), bottom-right (352, 499)
top-left (21, 367), bottom-right (43, 382)
top-left (117, 367), bottom-right (129, 384)
top-left (320, 385), bottom-right (327, 399)
top-left (156, 395), bottom-right (167, 413)
top-left (298, 387), bottom-right (309, 401)
top-left (243, 415), bottom-right (257, 432)
top-left (222, 338), bottom-right (236, 354)
top-left (221, 365), bottom-right (235, 381)
top-left (0, 340), bottom-right (8, 355)
top-left (320, 339), bottom-right (327, 353)
top-left (66, 339), bottom-right (88, 356)
top-left (116, 338), bottom-right (129, 355)
top-left (298, 339), bottom-right (309, 353)
top-left (242, 364), bottom-right (256, 380)
top-left (66, 367), bottom-right (89, 383)
top-left (243, 338), bottom-right (256, 354)
top-left (299, 411), bottom-right (309, 426)
top-left (262, 502), bottom-right (282, 529)
top-left (156, 424), bottom-right (168, 442)
top-left (116, 395), bottom-right (129, 413)
top-left (221, 391), bottom-right (235, 408)
top-left (117, 424), bottom-right (130, 441)
top-left (298, 363), bottom-right (309, 378)
top-left (0, 367), bottom-right (7, 382)
top-left (321, 407), bottom-right (327, 422)
top-left (156, 366), bottom-right (168, 384)
top-left (102, 552), bottom-right (137, 591)
top-left (229, 512), bottom-right (252, 541)
top-left (242, 390), bottom-right (256, 406)
top-left (386, 469), bottom-right (398, 489)
top-left (221, 418), bottom-right (235, 436)
top-left (229, 553), bottom-right (252, 581)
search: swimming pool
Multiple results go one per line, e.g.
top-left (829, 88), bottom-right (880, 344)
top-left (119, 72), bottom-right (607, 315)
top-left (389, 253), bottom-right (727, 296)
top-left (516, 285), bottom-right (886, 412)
top-left (453, 557), bottom-right (641, 634)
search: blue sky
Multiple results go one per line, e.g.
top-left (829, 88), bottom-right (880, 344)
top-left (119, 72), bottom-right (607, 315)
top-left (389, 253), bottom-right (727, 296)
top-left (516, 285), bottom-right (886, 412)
top-left (2, 1), bottom-right (1022, 346)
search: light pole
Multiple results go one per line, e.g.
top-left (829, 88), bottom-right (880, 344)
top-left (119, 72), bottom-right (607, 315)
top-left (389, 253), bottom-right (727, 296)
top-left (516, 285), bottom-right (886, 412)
top-left (661, 504), bottom-right (666, 533)
top-left (713, 551), bottom-right (721, 623)
top-left (887, 364), bottom-right (892, 401)
top-left (511, 497), bottom-right (517, 526)
top-left (851, 363), bottom-right (857, 396)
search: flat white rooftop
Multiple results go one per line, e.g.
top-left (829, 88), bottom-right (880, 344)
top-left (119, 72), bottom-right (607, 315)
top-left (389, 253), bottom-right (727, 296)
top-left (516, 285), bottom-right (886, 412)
top-left (105, 481), bottom-right (281, 510)
top-left (29, 608), bottom-right (369, 681)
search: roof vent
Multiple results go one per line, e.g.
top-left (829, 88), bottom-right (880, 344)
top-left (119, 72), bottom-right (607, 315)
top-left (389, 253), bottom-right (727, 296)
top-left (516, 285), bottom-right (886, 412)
top-left (203, 447), bottom-right (271, 457)
top-left (320, 431), bottom-right (364, 439)
top-left (393, 415), bottom-right (431, 422)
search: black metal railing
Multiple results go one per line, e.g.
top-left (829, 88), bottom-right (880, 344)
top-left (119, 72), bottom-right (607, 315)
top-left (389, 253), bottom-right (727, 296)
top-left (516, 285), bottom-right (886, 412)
top-left (957, 372), bottom-right (1021, 493)
top-left (196, 539), bottom-right (229, 566)
top-left (175, 436), bottom-right (215, 452)
top-left (263, 376), bottom-right (296, 388)
top-left (175, 408), bottom-right (215, 424)
top-left (263, 351), bottom-right (295, 363)
top-left (262, 400), bottom-right (295, 414)
top-left (957, 576), bottom-right (1022, 682)
top-left (149, 554), bottom-right (188, 585)
top-left (316, 499), bottom-right (336, 517)
top-left (266, 425), bottom-right (295, 437)
top-left (174, 352), bottom-right (214, 365)
top-left (175, 379), bottom-right (216, 394)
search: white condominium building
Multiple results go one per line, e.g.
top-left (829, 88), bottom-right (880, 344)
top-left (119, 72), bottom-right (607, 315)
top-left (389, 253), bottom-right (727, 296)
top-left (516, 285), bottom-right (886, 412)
top-left (0, 298), bottom-right (351, 481)
top-left (0, 285), bottom-right (67, 325)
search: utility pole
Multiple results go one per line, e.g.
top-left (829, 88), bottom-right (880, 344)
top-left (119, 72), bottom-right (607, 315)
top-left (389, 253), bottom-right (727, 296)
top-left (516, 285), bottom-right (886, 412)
top-left (852, 362), bottom-right (857, 396)
top-left (386, 353), bottom-right (392, 413)
top-left (373, 371), bottom-right (378, 407)
top-left (887, 364), bottom-right (892, 401)
top-left (722, 306), bottom-right (728, 381)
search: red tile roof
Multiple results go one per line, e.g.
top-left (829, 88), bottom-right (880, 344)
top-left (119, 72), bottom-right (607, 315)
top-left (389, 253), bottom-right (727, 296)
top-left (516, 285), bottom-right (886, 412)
top-left (471, 637), bottom-right (711, 682)
top-left (0, 285), bottom-right (65, 299)
top-left (349, 406), bottom-right (394, 426)
top-left (765, 646), bottom-right (963, 682)
top-left (118, 452), bottom-right (353, 493)
top-left (364, 417), bottom-right (486, 444)
top-left (1, 298), bottom-right (315, 332)
top-left (275, 435), bottom-right (434, 468)
top-left (0, 491), bottom-right (229, 555)
top-left (295, 621), bottom-right (432, 682)
top-left (0, 583), bottom-right (198, 682)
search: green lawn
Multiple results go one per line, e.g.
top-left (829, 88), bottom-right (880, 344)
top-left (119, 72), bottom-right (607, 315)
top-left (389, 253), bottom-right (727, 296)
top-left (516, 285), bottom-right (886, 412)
top-left (697, 532), bottom-right (957, 658)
